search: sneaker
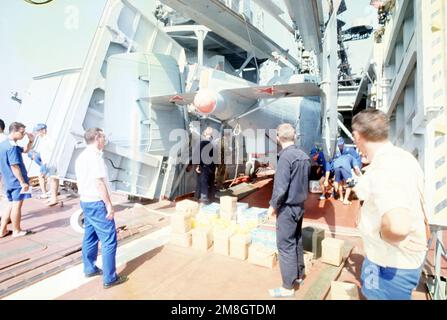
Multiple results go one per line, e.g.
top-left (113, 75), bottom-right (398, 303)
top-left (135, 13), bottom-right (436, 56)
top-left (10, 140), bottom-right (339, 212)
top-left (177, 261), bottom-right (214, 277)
top-left (319, 194), bottom-right (326, 200)
top-left (103, 275), bottom-right (128, 289)
top-left (85, 269), bottom-right (103, 278)
top-left (295, 278), bottom-right (304, 285)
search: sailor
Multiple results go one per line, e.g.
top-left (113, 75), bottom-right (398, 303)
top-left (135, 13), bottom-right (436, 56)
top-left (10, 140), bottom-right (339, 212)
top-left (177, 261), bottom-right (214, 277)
top-left (74, 128), bottom-right (128, 288)
top-left (28, 123), bottom-right (60, 206)
top-left (337, 137), bottom-right (362, 168)
top-left (309, 146), bottom-right (326, 178)
top-left (195, 126), bottom-right (216, 204)
top-left (331, 152), bottom-right (362, 205)
top-left (267, 123), bottom-right (310, 298)
top-left (352, 109), bottom-right (428, 300)
top-left (310, 146), bottom-right (333, 200)
top-left (0, 122), bottom-right (35, 238)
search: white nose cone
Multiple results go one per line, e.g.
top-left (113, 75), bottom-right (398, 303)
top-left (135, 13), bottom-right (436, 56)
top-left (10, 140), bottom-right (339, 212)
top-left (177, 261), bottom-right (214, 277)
top-left (193, 89), bottom-right (217, 114)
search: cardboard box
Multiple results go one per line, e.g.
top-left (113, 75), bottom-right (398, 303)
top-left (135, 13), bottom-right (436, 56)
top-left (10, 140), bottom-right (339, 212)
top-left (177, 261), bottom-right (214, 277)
top-left (170, 231), bottom-right (192, 247)
top-left (248, 245), bottom-right (277, 268)
top-left (237, 207), bottom-right (268, 228)
top-left (321, 238), bottom-right (345, 266)
top-left (230, 234), bottom-right (251, 260)
top-left (213, 229), bottom-right (234, 256)
top-left (192, 227), bottom-right (213, 252)
top-left (251, 227), bottom-right (277, 251)
top-left (219, 211), bottom-right (235, 221)
top-left (200, 202), bottom-right (220, 212)
top-left (330, 281), bottom-right (359, 300)
top-left (309, 180), bottom-right (323, 193)
top-left (220, 196), bottom-right (237, 220)
top-left (175, 199), bottom-right (199, 216)
top-left (171, 213), bottom-right (192, 233)
top-left (236, 202), bottom-right (249, 214)
top-left (302, 226), bottom-right (325, 259)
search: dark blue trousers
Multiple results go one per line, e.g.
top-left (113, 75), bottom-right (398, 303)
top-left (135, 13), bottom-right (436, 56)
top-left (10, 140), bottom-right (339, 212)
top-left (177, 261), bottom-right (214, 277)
top-left (81, 200), bottom-right (118, 285)
top-left (196, 165), bottom-right (215, 202)
top-left (276, 205), bottom-right (305, 289)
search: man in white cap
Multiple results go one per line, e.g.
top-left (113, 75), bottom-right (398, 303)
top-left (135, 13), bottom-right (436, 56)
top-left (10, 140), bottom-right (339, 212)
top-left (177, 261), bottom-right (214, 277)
top-left (33, 123), bottom-right (60, 206)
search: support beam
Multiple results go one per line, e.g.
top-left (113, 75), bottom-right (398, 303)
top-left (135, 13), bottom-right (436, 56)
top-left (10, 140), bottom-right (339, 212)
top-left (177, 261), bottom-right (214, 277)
top-left (320, 0), bottom-right (342, 158)
top-left (337, 118), bottom-right (353, 141)
top-left (194, 29), bottom-right (208, 66)
top-left (236, 53), bottom-right (254, 76)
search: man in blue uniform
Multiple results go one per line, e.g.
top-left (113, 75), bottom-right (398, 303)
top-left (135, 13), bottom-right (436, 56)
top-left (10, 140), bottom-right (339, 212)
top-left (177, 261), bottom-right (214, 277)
top-left (337, 137), bottom-right (362, 168)
top-left (268, 123), bottom-right (310, 298)
top-left (0, 122), bottom-right (35, 238)
top-left (332, 152), bottom-right (361, 205)
top-left (310, 147), bottom-right (333, 200)
top-left (310, 146), bottom-right (326, 178)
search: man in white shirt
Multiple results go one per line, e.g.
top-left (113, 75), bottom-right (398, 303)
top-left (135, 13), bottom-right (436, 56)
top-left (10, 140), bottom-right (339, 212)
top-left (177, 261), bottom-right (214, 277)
top-left (352, 109), bottom-right (429, 300)
top-left (33, 124), bottom-right (60, 206)
top-left (74, 128), bottom-right (128, 288)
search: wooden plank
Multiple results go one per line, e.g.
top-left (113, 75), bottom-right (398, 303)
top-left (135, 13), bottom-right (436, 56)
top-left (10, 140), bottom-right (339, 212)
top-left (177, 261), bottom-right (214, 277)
top-left (217, 183), bottom-right (259, 200)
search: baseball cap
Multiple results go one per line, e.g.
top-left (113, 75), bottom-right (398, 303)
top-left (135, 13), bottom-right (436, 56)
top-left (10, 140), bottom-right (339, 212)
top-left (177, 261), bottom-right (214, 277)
top-left (337, 137), bottom-right (345, 145)
top-left (34, 123), bottom-right (47, 132)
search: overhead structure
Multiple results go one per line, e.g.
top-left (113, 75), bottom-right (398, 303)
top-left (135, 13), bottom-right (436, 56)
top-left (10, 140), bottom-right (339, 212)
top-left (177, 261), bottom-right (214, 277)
top-left (251, 0), bottom-right (295, 34)
top-left (160, 0), bottom-right (299, 67)
top-left (283, 0), bottom-right (324, 55)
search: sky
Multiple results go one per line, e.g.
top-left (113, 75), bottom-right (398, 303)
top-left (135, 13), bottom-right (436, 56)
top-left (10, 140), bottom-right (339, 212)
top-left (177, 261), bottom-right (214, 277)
top-left (0, 0), bottom-right (377, 127)
top-left (341, 0), bottom-right (378, 76)
top-left (0, 0), bottom-right (106, 127)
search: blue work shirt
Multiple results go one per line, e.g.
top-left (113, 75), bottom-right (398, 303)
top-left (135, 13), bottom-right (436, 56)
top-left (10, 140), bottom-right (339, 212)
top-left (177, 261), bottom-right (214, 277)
top-left (339, 146), bottom-right (361, 167)
top-left (314, 152), bottom-right (332, 173)
top-left (0, 140), bottom-right (30, 190)
top-left (270, 145), bottom-right (310, 209)
top-left (332, 153), bottom-right (357, 171)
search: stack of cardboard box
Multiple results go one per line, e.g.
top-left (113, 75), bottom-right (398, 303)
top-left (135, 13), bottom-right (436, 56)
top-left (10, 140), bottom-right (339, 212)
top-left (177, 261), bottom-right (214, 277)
top-left (170, 199), bottom-right (199, 247)
top-left (248, 244), bottom-right (277, 268)
top-left (213, 228), bottom-right (234, 256)
top-left (192, 227), bottom-right (213, 252)
top-left (170, 198), bottom-right (321, 276)
top-left (219, 196), bottom-right (238, 221)
top-left (230, 233), bottom-right (251, 260)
